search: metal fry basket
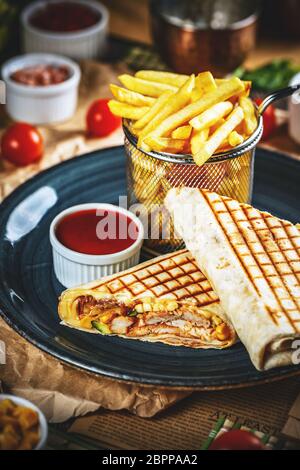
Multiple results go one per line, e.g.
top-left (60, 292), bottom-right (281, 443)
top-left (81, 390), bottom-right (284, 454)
top-left (124, 116), bottom-right (263, 253)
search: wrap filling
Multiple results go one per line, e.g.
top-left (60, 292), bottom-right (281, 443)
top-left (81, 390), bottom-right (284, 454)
top-left (61, 293), bottom-right (235, 348)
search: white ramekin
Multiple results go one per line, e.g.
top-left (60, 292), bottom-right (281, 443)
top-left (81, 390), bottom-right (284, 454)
top-left (1, 53), bottom-right (81, 124)
top-left (49, 203), bottom-right (144, 288)
top-left (0, 394), bottom-right (48, 450)
top-left (289, 72), bottom-right (300, 145)
top-left (21, 0), bottom-right (109, 60)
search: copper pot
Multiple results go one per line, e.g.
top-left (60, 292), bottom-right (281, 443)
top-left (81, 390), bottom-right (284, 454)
top-left (150, 0), bottom-right (258, 76)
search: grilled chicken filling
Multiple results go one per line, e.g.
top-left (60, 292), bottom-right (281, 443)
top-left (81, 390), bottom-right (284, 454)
top-left (75, 296), bottom-right (232, 343)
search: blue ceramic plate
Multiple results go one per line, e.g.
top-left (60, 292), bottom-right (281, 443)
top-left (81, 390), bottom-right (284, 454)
top-left (0, 146), bottom-right (299, 389)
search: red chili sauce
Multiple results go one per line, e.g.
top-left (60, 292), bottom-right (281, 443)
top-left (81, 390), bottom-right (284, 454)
top-left (56, 209), bottom-right (139, 255)
top-left (11, 65), bottom-right (70, 87)
top-left (29, 2), bottom-right (101, 33)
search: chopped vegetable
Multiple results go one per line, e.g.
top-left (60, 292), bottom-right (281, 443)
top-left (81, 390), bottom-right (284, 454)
top-left (91, 320), bottom-right (111, 335)
top-left (127, 309), bottom-right (138, 317)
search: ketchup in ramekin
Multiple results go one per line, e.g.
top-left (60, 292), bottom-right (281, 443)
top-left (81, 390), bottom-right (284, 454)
top-left (55, 208), bottom-right (139, 256)
top-left (29, 2), bottom-right (101, 33)
top-left (49, 203), bottom-right (144, 288)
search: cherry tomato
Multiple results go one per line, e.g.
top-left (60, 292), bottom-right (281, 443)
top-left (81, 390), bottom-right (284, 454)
top-left (86, 99), bottom-right (121, 137)
top-left (254, 98), bottom-right (277, 140)
top-left (210, 430), bottom-right (265, 450)
top-left (1, 123), bottom-right (43, 167)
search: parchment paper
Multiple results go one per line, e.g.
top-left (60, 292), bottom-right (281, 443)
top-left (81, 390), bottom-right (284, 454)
top-left (0, 318), bottom-right (190, 422)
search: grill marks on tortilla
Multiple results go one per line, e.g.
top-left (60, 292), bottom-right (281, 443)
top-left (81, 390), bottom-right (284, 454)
top-left (201, 190), bottom-right (300, 332)
top-left (90, 249), bottom-right (219, 308)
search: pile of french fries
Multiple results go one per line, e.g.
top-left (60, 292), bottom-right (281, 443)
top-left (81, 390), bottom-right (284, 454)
top-left (108, 70), bottom-right (258, 166)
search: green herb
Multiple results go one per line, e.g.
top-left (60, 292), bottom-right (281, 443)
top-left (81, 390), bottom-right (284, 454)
top-left (127, 309), bottom-right (138, 317)
top-left (233, 59), bottom-right (300, 92)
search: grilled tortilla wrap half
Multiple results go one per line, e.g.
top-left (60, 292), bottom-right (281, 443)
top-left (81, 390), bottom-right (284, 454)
top-left (165, 188), bottom-right (300, 370)
top-left (58, 250), bottom-right (236, 349)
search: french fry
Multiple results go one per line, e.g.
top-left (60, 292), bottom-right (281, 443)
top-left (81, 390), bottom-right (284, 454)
top-left (215, 78), bottom-right (229, 85)
top-left (171, 125), bottom-right (192, 139)
top-left (144, 136), bottom-right (186, 154)
top-left (109, 70), bottom-right (257, 160)
top-left (191, 72), bottom-right (217, 101)
top-left (108, 100), bottom-right (149, 120)
top-left (239, 96), bottom-right (257, 135)
top-left (146, 77), bottom-right (244, 139)
top-left (190, 128), bottom-right (209, 156)
top-left (138, 75), bottom-right (195, 146)
top-left (241, 80), bottom-right (251, 97)
top-left (135, 70), bottom-right (188, 87)
top-left (132, 91), bottom-right (174, 130)
top-left (193, 106), bottom-right (244, 166)
top-left (216, 78), bottom-right (252, 95)
top-left (189, 101), bottom-right (233, 131)
top-left (118, 74), bottom-right (177, 97)
top-left (128, 123), bottom-right (140, 137)
top-left (228, 130), bottom-right (244, 147)
top-left (110, 84), bottom-right (155, 107)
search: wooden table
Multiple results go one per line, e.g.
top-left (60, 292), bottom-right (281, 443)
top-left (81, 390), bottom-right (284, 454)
top-left (101, 0), bottom-right (300, 67)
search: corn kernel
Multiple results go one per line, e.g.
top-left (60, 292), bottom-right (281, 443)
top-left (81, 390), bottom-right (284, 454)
top-left (80, 317), bottom-right (93, 329)
top-left (100, 313), bottom-right (112, 324)
top-left (135, 304), bottom-right (144, 313)
top-left (213, 315), bottom-right (222, 325)
top-left (166, 301), bottom-right (178, 311)
top-left (153, 304), bottom-right (161, 312)
top-left (216, 323), bottom-right (231, 341)
top-left (201, 309), bottom-right (212, 319)
top-left (143, 303), bottom-right (152, 312)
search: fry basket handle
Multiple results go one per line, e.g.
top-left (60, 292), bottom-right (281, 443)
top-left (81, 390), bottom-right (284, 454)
top-left (258, 83), bottom-right (300, 114)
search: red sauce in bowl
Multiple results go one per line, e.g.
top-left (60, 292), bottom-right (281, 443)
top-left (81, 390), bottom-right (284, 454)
top-left (55, 209), bottom-right (139, 255)
top-left (11, 65), bottom-right (70, 87)
top-left (29, 2), bottom-right (101, 33)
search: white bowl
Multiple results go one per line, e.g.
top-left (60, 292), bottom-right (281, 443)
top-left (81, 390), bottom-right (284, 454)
top-left (289, 72), bottom-right (300, 145)
top-left (0, 394), bottom-right (48, 450)
top-left (50, 203), bottom-right (144, 288)
top-left (21, 0), bottom-right (109, 60)
top-left (1, 53), bottom-right (81, 124)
